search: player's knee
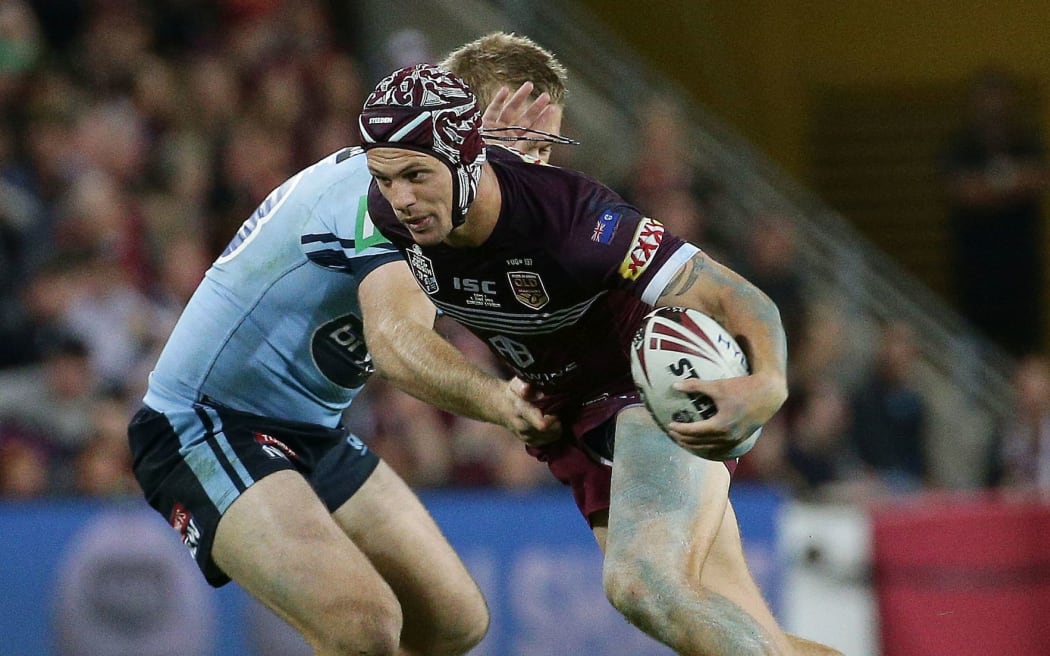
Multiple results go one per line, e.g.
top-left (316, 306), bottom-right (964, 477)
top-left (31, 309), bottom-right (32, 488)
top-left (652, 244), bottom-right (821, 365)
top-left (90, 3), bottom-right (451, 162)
top-left (311, 593), bottom-right (403, 656)
top-left (602, 559), bottom-right (664, 626)
top-left (445, 591), bottom-right (490, 654)
top-left (411, 585), bottom-right (489, 655)
top-left (436, 607), bottom-right (489, 655)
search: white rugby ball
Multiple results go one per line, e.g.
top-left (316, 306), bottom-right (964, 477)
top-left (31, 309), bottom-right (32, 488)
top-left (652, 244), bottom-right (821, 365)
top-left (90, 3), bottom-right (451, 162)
top-left (630, 306), bottom-right (761, 460)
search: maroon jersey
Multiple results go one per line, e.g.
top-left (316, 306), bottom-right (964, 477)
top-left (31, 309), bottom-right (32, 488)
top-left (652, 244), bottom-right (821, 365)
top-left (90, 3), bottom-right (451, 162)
top-left (368, 146), bottom-right (699, 430)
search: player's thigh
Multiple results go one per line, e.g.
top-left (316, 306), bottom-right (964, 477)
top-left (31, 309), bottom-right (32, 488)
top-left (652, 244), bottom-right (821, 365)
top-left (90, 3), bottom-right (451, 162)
top-left (605, 406), bottom-right (730, 573)
top-left (213, 469), bottom-right (400, 637)
top-left (330, 461), bottom-right (488, 642)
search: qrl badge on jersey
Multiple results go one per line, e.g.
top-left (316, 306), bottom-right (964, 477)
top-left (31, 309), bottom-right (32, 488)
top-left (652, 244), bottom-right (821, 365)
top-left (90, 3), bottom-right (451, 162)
top-left (406, 245), bottom-right (439, 294)
top-left (618, 217), bottom-right (665, 281)
top-left (507, 271), bottom-right (549, 310)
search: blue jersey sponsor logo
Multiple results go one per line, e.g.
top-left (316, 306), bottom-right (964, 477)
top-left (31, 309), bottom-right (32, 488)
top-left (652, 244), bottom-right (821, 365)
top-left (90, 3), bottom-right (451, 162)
top-left (311, 313), bottom-right (374, 389)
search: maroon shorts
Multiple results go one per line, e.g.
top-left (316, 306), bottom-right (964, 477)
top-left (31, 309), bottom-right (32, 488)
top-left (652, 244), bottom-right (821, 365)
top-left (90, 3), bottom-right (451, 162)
top-left (528, 391), bottom-right (738, 524)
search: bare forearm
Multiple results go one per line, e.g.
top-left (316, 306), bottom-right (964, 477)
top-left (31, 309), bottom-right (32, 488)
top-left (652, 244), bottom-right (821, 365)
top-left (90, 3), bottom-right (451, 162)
top-left (713, 275), bottom-right (787, 384)
top-left (367, 313), bottom-right (561, 445)
top-left (359, 261), bottom-right (508, 424)
top-left (368, 315), bottom-right (506, 425)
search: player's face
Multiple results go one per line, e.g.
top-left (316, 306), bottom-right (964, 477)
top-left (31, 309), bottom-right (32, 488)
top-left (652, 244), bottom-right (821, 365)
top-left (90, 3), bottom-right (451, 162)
top-left (521, 103), bottom-right (564, 164)
top-left (367, 148), bottom-right (455, 246)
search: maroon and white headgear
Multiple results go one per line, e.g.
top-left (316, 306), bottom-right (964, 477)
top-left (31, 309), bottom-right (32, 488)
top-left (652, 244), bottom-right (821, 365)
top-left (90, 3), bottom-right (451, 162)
top-left (358, 64), bottom-right (486, 228)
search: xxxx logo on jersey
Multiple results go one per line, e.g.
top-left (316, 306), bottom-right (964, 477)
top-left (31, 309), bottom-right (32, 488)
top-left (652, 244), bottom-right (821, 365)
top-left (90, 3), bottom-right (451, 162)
top-left (618, 217), bottom-right (664, 281)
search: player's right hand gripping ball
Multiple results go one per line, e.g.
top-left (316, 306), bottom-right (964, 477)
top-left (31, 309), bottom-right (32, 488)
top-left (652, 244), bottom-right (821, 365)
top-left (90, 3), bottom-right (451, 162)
top-left (630, 306), bottom-right (762, 459)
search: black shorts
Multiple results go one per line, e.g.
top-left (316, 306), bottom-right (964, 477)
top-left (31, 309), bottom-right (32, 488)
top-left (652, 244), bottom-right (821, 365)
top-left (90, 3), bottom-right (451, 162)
top-left (127, 400), bottom-right (379, 587)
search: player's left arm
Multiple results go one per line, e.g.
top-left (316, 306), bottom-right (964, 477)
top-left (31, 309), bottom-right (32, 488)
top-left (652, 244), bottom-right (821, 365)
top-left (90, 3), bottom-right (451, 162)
top-left (653, 249), bottom-right (789, 450)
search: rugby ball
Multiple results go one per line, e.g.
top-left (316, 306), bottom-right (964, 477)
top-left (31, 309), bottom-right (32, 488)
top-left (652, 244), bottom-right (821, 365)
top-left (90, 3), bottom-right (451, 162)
top-left (630, 307), bottom-right (761, 460)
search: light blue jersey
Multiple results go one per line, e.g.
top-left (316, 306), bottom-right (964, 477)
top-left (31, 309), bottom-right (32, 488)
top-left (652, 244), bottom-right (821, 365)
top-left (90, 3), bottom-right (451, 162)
top-left (144, 147), bottom-right (399, 427)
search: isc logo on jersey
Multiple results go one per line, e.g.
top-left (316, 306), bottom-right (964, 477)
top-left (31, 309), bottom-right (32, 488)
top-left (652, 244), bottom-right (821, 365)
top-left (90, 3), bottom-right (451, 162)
top-left (618, 217), bottom-right (665, 280)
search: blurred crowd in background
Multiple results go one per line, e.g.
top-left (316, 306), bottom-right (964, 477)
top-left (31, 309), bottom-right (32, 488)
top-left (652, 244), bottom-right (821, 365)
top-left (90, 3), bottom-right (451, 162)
top-left (2, 0), bottom-right (1049, 504)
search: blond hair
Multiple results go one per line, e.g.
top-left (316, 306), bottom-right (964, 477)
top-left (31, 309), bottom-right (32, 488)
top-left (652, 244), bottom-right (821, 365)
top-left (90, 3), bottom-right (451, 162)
top-left (440, 32), bottom-right (568, 109)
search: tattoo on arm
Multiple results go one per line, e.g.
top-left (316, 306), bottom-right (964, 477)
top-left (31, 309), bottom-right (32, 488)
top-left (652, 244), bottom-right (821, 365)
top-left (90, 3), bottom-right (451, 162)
top-left (659, 252), bottom-right (787, 366)
top-left (661, 253), bottom-right (707, 299)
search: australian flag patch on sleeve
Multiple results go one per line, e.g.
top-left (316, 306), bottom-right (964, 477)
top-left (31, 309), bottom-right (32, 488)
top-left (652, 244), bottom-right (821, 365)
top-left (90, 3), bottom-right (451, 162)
top-left (591, 210), bottom-right (622, 245)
